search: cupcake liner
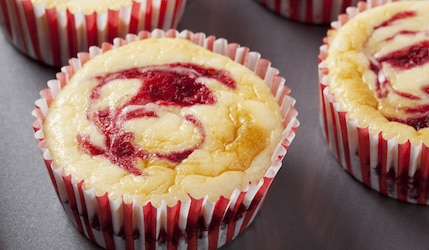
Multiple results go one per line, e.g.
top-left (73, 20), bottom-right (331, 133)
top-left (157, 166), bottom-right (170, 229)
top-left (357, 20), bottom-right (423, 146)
top-left (318, 1), bottom-right (429, 205)
top-left (33, 29), bottom-right (299, 249)
top-left (0, 0), bottom-right (187, 67)
top-left (255, 0), bottom-right (360, 24)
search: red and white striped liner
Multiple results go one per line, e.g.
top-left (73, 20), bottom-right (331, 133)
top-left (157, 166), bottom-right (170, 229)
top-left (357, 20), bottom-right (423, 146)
top-left (255, 0), bottom-right (360, 24)
top-left (0, 0), bottom-right (187, 67)
top-left (318, 1), bottom-right (429, 205)
top-left (32, 29), bottom-right (299, 249)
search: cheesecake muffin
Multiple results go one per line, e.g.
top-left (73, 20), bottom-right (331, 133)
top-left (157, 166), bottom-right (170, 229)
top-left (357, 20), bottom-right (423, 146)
top-left (319, 1), bottom-right (429, 204)
top-left (0, 0), bottom-right (187, 67)
top-left (255, 0), bottom-right (359, 24)
top-left (33, 30), bottom-right (299, 249)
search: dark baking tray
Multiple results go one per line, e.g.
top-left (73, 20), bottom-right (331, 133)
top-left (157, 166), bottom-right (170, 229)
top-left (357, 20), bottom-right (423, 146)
top-left (1, 1), bottom-right (428, 249)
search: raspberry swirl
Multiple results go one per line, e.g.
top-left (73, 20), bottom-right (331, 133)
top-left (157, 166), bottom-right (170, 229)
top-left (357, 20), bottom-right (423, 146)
top-left (363, 11), bottom-right (429, 130)
top-left (77, 62), bottom-right (236, 175)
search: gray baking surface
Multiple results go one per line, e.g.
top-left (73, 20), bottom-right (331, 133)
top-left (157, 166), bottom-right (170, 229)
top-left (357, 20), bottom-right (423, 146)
top-left (1, 0), bottom-right (428, 249)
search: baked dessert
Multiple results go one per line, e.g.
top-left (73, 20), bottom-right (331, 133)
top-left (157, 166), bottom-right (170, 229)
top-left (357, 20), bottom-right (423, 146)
top-left (319, 1), bottom-right (429, 204)
top-left (43, 36), bottom-right (285, 207)
top-left (255, 0), bottom-right (359, 24)
top-left (33, 30), bottom-right (299, 249)
top-left (0, 0), bottom-right (187, 67)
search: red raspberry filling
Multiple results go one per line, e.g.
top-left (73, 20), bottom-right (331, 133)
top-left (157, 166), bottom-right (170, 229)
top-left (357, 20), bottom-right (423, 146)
top-left (78, 62), bottom-right (236, 175)
top-left (369, 10), bottom-right (429, 130)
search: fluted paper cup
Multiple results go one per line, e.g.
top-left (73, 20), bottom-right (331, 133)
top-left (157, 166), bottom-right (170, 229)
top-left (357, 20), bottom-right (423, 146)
top-left (255, 0), bottom-right (360, 24)
top-left (0, 0), bottom-right (187, 67)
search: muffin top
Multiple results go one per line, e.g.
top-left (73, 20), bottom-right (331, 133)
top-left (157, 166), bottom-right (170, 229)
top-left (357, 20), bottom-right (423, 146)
top-left (43, 38), bottom-right (285, 207)
top-left (31, 0), bottom-right (141, 13)
top-left (325, 1), bottom-right (429, 145)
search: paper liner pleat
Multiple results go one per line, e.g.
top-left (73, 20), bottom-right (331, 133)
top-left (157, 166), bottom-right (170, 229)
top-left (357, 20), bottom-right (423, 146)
top-left (318, 1), bottom-right (429, 205)
top-left (32, 29), bottom-right (299, 249)
top-left (0, 0), bottom-right (187, 67)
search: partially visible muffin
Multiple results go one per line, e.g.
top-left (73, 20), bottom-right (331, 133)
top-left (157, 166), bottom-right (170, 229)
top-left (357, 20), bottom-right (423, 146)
top-left (0, 0), bottom-right (187, 67)
top-left (33, 30), bottom-right (299, 249)
top-left (255, 0), bottom-right (359, 24)
top-left (319, 1), bottom-right (429, 204)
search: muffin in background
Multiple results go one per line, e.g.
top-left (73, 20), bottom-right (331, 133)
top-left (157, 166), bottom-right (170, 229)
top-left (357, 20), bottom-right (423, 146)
top-left (318, 1), bottom-right (429, 204)
top-left (0, 0), bottom-right (187, 67)
top-left (255, 0), bottom-right (360, 24)
top-left (32, 29), bottom-right (299, 249)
